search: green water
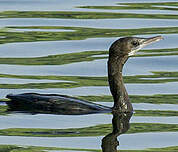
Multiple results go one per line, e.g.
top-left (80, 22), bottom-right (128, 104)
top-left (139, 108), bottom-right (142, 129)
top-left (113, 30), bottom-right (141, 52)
top-left (0, 0), bottom-right (178, 151)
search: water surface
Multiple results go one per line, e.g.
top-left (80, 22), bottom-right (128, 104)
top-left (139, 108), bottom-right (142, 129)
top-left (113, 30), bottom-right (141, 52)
top-left (0, 132), bottom-right (177, 150)
top-left (2, 18), bottom-right (178, 29)
top-left (0, 34), bottom-right (177, 58)
top-left (0, 0), bottom-right (178, 151)
top-left (0, 56), bottom-right (177, 76)
top-left (0, 81), bottom-right (178, 98)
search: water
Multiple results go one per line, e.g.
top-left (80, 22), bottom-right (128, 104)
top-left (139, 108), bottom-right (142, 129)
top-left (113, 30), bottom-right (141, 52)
top-left (0, 34), bottom-right (177, 58)
top-left (0, 0), bottom-right (178, 11)
top-left (0, 132), bottom-right (178, 149)
top-left (1, 113), bottom-right (178, 130)
top-left (0, 82), bottom-right (178, 99)
top-left (0, 56), bottom-right (177, 77)
top-left (2, 18), bottom-right (178, 29)
top-left (0, 0), bottom-right (178, 151)
top-left (97, 102), bottom-right (178, 111)
top-left (0, 78), bottom-right (73, 84)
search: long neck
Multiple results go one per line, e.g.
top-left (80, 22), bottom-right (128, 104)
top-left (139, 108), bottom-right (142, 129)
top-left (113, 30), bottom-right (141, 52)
top-left (108, 55), bottom-right (133, 112)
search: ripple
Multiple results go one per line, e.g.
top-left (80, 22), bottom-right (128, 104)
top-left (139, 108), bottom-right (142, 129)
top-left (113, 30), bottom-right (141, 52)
top-left (78, 9), bottom-right (178, 15)
top-left (0, 132), bottom-right (177, 150)
top-left (0, 0), bottom-right (118, 11)
top-left (1, 0), bottom-right (178, 150)
top-left (0, 113), bottom-right (112, 129)
top-left (154, 5), bottom-right (178, 9)
top-left (95, 102), bottom-right (178, 111)
top-left (0, 34), bottom-right (177, 58)
top-left (0, 38), bottom-right (113, 58)
top-left (0, 82), bottom-right (178, 98)
top-left (131, 116), bottom-right (178, 124)
top-left (1, 18), bottom-right (178, 29)
top-left (120, 132), bottom-right (178, 150)
top-left (0, 78), bottom-right (73, 84)
top-left (0, 0), bottom-right (178, 12)
top-left (140, 77), bottom-right (177, 80)
top-left (1, 112), bottom-right (178, 130)
top-left (12, 28), bottom-right (75, 32)
top-left (0, 55), bottom-right (177, 76)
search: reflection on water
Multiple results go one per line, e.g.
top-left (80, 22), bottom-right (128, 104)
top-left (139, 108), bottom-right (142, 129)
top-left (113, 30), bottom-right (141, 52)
top-left (97, 102), bottom-right (178, 111)
top-left (2, 18), bottom-right (178, 29)
top-left (0, 77), bottom-right (73, 84)
top-left (78, 8), bottom-right (178, 14)
top-left (0, 56), bottom-right (177, 77)
top-left (0, 113), bottom-right (112, 129)
top-left (0, 0), bottom-right (178, 151)
top-left (12, 28), bottom-right (75, 32)
top-left (0, 34), bottom-right (177, 58)
top-left (0, 81), bottom-right (178, 98)
top-left (0, 131), bottom-right (178, 150)
top-left (0, 0), bottom-right (119, 11)
top-left (101, 112), bottom-right (132, 152)
top-left (0, 37), bottom-right (113, 57)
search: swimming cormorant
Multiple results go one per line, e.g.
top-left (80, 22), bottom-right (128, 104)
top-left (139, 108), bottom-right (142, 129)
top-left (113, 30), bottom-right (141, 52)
top-left (6, 36), bottom-right (163, 115)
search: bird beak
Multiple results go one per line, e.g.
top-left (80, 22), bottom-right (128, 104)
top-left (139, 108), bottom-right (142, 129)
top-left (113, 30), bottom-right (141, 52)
top-left (129, 35), bottom-right (163, 56)
top-left (141, 35), bottom-right (163, 46)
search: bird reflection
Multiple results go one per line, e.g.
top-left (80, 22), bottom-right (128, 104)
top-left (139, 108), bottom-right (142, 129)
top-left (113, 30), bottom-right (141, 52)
top-left (101, 111), bottom-right (133, 152)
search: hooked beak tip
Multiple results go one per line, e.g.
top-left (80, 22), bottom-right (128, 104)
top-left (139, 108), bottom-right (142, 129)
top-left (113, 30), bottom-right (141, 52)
top-left (155, 35), bottom-right (164, 41)
top-left (143, 35), bottom-right (163, 45)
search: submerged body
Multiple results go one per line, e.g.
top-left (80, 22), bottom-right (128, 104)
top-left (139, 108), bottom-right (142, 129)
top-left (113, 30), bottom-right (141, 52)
top-left (6, 36), bottom-right (163, 114)
top-left (6, 93), bottom-right (110, 115)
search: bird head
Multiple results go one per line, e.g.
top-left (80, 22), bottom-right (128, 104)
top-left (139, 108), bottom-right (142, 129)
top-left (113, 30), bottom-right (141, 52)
top-left (109, 36), bottom-right (163, 57)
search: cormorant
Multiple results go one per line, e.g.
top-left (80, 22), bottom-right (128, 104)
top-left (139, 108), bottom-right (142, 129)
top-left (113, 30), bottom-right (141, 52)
top-left (108, 36), bottom-right (163, 112)
top-left (6, 36), bottom-right (163, 115)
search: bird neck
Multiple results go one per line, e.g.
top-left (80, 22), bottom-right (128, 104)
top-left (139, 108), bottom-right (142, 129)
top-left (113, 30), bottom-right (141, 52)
top-left (108, 55), bottom-right (133, 112)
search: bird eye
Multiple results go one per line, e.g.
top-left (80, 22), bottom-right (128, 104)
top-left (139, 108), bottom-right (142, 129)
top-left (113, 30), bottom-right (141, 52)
top-left (132, 41), bottom-right (139, 46)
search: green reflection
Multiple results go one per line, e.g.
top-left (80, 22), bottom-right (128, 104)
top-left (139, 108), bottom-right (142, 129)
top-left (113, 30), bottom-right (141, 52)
top-left (79, 2), bottom-right (178, 11)
top-left (1, 26), bottom-right (178, 44)
top-left (0, 145), bottom-right (178, 152)
top-left (0, 49), bottom-right (177, 66)
top-left (1, 10), bottom-right (178, 19)
top-left (0, 51), bottom-right (107, 65)
top-left (1, 105), bottom-right (178, 116)
top-left (0, 122), bottom-right (178, 137)
top-left (0, 145), bottom-right (96, 152)
top-left (79, 94), bottom-right (178, 104)
top-left (0, 105), bottom-right (8, 115)
top-left (135, 110), bottom-right (178, 116)
top-left (0, 71), bottom-right (178, 89)
top-left (0, 1), bottom-right (177, 152)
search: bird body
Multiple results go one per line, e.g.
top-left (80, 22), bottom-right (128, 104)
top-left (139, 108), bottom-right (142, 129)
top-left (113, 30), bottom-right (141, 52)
top-left (6, 36), bottom-right (163, 114)
top-left (6, 93), bottom-right (110, 115)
